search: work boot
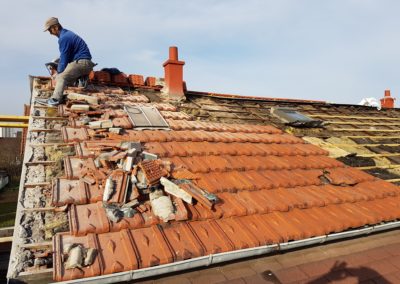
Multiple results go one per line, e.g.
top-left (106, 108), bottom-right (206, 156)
top-left (46, 98), bottom-right (61, 106)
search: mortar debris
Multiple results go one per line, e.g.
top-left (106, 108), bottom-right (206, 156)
top-left (25, 165), bottom-right (46, 183)
top-left (22, 186), bottom-right (46, 208)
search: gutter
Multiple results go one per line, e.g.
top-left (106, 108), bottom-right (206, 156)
top-left (50, 220), bottom-right (400, 284)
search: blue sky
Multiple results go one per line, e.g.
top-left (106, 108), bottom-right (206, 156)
top-left (1, 0), bottom-right (400, 115)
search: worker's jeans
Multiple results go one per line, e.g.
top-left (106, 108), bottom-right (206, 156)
top-left (51, 59), bottom-right (94, 101)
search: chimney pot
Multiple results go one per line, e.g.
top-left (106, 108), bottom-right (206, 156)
top-left (380, 89), bottom-right (395, 109)
top-left (169, 46), bottom-right (178, 61)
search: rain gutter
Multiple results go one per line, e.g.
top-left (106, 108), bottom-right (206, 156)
top-left (50, 220), bottom-right (400, 284)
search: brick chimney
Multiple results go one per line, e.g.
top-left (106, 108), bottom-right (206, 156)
top-left (380, 89), bottom-right (395, 109)
top-left (161, 46), bottom-right (186, 101)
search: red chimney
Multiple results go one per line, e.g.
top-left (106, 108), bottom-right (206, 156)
top-left (162, 46), bottom-right (185, 101)
top-left (380, 89), bottom-right (395, 109)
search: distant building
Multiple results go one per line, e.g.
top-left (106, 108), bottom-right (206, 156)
top-left (0, 127), bottom-right (18, 138)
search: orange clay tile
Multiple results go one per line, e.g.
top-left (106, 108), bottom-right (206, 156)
top-left (185, 202), bottom-right (201, 220)
top-left (267, 189), bottom-right (300, 211)
top-left (75, 142), bottom-right (95, 158)
top-left (344, 202), bottom-right (380, 224)
top-left (128, 74), bottom-right (144, 86)
top-left (213, 192), bottom-right (248, 218)
top-left (141, 130), bottom-right (170, 143)
top-left (112, 73), bottom-right (129, 86)
top-left (325, 205), bottom-right (359, 230)
top-left (169, 167), bottom-right (200, 181)
top-left (106, 169), bottom-right (129, 205)
top-left (69, 202), bottom-right (110, 236)
top-left (238, 171), bottom-right (272, 190)
top-left (112, 117), bottom-right (133, 129)
top-left (145, 130), bottom-right (303, 144)
top-left (322, 184), bottom-right (356, 203)
top-left (325, 167), bottom-right (375, 185)
top-left (138, 160), bottom-right (168, 185)
top-left (83, 188), bottom-right (104, 205)
top-left (286, 188), bottom-right (323, 209)
top-left (61, 127), bottom-right (89, 142)
top-left (188, 220), bottom-right (234, 254)
top-left (172, 196), bottom-right (189, 221)
top-left (179, 156), bottom-right (211, 173)
top-left (52, 178), bottom-right (88, 206)
top-left (141, 206), bottom-right (162, 227)
top-left (83, 140), bottom-right (121, 151)
top-left (255, 190), bottom-right (291, 212)
top-left (179, 156), bottom-right (231, 173)
top-left (129, 226), bottom-right (174, 267)
top-left (53, 233), bottom-right (102, 281)
top-left (144, 142), bottom-right (168, 157)
top-left (361, 199), bottom-right (399, 221)
top-left (96, 229), bottom-right (139, 274)
top-left (260, 170), bottom-right (294, 188)
top-left (235, 191), bottom-right (269, 214)
top-left (354, 181), bottom-right (396, 199)
top-left (289, 208), bottom-right (326, 237)
top-left (160, 222), bottom-right (205, 260)
top-left (144, 76), bottom-right (156, 87)
top-left (215, 217), bottom-right (260, 249)
top-left (177, 182), bottom-right (215, 209)
top-left (265, 211), bottom-right (304, 241)
top-left (301, 207), bottom-right (340, 234)
top-left (236, 214), bottom-right (283, 244)
top-left (313, 155), bottom-right (345, 168)
top-left (312, 185), bottom-right (343, 204)
top-left (109, 213), bottom-right (145, 232)
top-left (114, 130), bottom-right (150, 142)
top-left (92, 71), bottom-right (111, 83)
top-left (64, 157), bottom-right (97, 179)
top-left (293, 143), bottom-right (329, 156)
top-left (192, 201), bottom-right (220, 219)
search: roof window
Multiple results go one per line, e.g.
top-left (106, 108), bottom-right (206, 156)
top-left (270, 107), bottom-right (324, 128)
top-left (124, 105), bottom-right (170, 130)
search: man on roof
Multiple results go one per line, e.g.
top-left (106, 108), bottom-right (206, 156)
top-left (43, 17), bottom-right (95, 106)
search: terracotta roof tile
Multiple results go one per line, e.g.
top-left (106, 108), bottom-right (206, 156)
top-left (131, 226), bottom-right (175, 267)
top-left (19, 76), bottom-right (400, 283)
top-left (188, 220), bottom-right (234, 254)
top-left (237, 214), bottom-right (283, 244)
top-left (160, 222), bottom-right (205, 260)
top-left (69, 202), bottom-right (110, 236)
top-left (61, 127), bottom-right (89, 142)
top-left (64, 157), bottom-right (97, 179)
top-left (215, 218), bottom-right (260, 249)
top-left (52, 178), bottom-right (89, 206)
top-left (53, 233), bottom-right (102, 281)
top-left (96, 230), bottom-right (139, 274)
top-left (213, 192), bottom-right (248, 217)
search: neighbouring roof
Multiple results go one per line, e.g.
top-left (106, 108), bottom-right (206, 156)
top-left (8, 59), bottom-right (400, 283)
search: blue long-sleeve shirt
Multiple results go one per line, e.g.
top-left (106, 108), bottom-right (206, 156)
top-left (57, 28), bottom-right (92, 73)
